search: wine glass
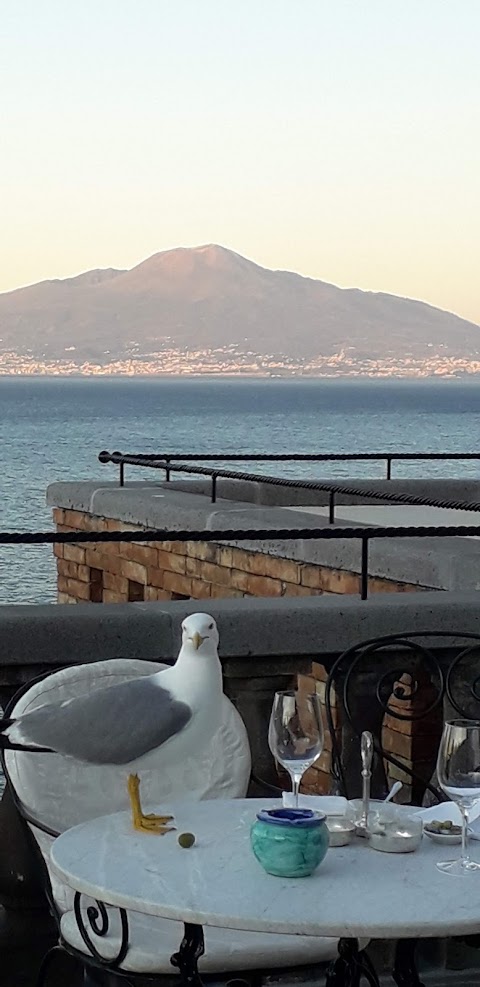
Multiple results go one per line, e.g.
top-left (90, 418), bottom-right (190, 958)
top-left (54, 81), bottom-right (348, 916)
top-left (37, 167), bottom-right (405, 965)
top-left (268, 690), bottom-right (324, 807)
top-left (436, 719), bottom-right (480, 875)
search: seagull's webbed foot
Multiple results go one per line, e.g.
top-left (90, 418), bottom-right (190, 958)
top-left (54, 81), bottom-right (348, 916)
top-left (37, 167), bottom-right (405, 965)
top-left (127, 773), bottom-right (175, 836)
top-left (144, 812), bottom-right (174, 823)
top-left (135, 816), bottom-right (175, 835)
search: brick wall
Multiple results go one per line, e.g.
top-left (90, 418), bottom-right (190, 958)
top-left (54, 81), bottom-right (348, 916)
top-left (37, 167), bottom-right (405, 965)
top-left (297, 664), bottom-right (342, 795)
top-left (381, 670), bottom-right (443, 804)
top-left (53, 508), bottom-right (427, 605)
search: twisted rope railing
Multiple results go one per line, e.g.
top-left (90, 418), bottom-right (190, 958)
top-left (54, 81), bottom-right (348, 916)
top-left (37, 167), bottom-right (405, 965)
top-left (99, 450), bottom-right (480, 514)
top-left (0, 522), bottom-right (478, 600)
top-left (1, 524), bottom-right (480, 544)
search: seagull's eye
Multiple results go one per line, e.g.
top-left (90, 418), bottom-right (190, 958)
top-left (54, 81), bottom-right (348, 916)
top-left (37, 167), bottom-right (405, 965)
top-left (208, 622), bottom-right (214, 630)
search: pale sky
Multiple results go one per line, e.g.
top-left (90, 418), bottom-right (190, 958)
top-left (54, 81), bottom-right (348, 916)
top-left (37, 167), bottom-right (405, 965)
top-left (2, 1), bottom-right (480, 323)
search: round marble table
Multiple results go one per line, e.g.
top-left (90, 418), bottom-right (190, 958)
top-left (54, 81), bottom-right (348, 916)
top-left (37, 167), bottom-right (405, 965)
top-left (50, 797), bottom-right (480, 941)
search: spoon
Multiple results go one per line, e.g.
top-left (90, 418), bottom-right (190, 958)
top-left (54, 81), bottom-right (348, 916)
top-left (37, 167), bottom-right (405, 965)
top-left (356, 731), bottom-right (373, 837)
top-left (384, 781), bottom-right (402, 804)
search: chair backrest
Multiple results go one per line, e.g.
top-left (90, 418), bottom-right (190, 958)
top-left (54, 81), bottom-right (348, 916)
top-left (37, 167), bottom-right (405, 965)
top-left (3, 658), bottom-right (251, 912)
top-left (324, 631), bottom-right (480, 806)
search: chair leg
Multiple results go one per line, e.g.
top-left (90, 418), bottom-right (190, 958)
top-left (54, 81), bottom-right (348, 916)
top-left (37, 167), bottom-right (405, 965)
top-left (36, 946), bottom-right (118, 987)
top-left (81, 968), bottom-right (105, 987)
top-left (80, 968), bottom-right (134, 987)
top-left (81, 970), bottom-right (101, 987)
top-left (36, 945), bottom-right (66, 987)
top-left (93, 974), bottom-right (135, 987)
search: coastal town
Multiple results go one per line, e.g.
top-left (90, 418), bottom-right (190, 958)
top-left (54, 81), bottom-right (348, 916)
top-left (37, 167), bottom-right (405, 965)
top-left (0, 344), bottom-right (480, 378)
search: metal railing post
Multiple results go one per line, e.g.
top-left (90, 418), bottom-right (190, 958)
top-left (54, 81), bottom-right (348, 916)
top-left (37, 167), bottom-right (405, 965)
top-left (361, 537), bottom-right (369, 600)
top-left (386, 457), bottom-right (392, 480)
top-left (329, 490), bottom-right (335, 524)
top-left (119, 463), bottom-right (125, 487)
top-left (211, 473), bottom-right (217, 503)
top-left (165, 457), bottom-right (171, 482)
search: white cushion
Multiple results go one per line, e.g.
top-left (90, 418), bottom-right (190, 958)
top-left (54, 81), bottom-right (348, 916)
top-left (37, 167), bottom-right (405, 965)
top-left (4, 659), bottom-right (251, 912)
top-left (5, 659), bottom-right (251, 834)
top-left (61, 907), bottom-right (341, 973)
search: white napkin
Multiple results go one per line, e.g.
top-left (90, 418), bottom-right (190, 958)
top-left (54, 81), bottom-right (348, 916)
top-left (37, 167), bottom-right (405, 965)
top-left (282, 793), bottom-right (348, 815)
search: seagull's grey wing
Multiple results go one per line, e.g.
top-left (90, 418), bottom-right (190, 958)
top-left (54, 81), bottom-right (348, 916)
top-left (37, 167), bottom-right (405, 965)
top-left (15, 677), bottom-right (192, 764)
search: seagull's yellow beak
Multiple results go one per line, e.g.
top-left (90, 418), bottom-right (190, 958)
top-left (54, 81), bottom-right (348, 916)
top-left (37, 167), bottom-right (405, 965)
top-left (192, 631), bottom-right (203, 650)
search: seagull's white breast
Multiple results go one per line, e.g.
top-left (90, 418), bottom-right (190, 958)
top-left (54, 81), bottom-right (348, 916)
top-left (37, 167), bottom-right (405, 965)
top-left (150, 647), bottom-right (223, 760)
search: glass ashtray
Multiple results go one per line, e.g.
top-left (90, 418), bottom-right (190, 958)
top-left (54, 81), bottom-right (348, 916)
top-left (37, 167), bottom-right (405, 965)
top-left (349, 798), bottom-right (389, 822)
top-left (368, 811), bottom-right (423, 853)
top-left (349, 798), bottom-right (389, 835)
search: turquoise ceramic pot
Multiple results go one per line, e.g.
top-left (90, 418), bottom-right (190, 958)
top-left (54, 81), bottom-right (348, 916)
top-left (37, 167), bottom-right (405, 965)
top-left (250, 808), bottom-right (329, 878)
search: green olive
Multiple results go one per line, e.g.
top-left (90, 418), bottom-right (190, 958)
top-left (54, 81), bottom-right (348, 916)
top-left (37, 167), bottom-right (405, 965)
top-left (426, 820), bottom-right (461, 835)
top-left (178, 832), bottom-right (196, 849)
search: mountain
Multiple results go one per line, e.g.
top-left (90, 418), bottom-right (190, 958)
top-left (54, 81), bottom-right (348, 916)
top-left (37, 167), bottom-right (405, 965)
top-left (0, 245), bottom-right (479, 370)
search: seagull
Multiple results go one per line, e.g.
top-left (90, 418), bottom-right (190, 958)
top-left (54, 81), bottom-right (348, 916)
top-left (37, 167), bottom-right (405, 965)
top-left (0, 613), bottom-right (223, 834)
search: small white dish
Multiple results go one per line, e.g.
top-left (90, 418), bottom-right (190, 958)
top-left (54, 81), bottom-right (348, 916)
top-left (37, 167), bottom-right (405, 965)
top-left (417, 804), bottom-right (475, 845)
top-left (423, 823), bottom-right (464, 845)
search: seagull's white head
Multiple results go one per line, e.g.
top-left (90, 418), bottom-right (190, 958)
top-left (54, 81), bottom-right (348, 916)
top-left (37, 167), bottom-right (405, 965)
top-left (181, 613), bottom-right (219, 655)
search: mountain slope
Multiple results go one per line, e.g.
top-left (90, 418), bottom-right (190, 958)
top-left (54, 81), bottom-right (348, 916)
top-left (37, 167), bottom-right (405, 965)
top-left (0, 244), bottom-right (478, 364)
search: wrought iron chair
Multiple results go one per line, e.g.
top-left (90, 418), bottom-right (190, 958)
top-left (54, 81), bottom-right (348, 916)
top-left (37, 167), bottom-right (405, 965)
top-left (324, 630), bottom-right (480, 803)
top-left (323, 630), bottom-right (480, 987)
top-left (1, 658), bottom-right (343, 987)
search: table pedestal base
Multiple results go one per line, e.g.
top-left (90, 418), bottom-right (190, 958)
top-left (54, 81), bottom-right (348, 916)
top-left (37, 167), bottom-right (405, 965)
top-left (326, 937), bottom-right (426, 987)
top-left (326, 939), bottom-right (379, 987)
top-left (171, 922), bottom-right (205, 987)
top-left (169, 929), bottom-right (426, 987)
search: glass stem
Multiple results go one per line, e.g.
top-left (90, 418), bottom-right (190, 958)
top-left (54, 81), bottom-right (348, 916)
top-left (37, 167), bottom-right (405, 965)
top-left (292, 774), bottom-right (302, 808)
top-left (459, 804), bottom-right (469, 866)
